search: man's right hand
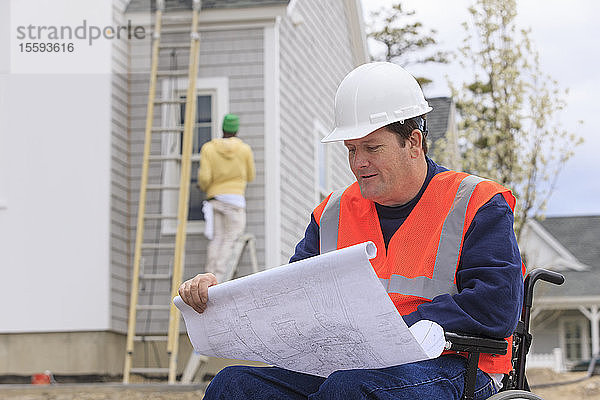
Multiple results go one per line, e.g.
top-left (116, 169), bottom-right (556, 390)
top-left (178, 273), bottom-right (218, 314)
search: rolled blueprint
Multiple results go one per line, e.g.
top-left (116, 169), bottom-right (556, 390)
top-left (174, 241), bottom-right (444, 377)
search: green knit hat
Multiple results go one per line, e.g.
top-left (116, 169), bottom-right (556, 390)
top-left (222, 113), bottom-right (240, 133)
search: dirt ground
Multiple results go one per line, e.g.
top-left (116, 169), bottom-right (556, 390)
top-left (1, 369), bottom-right (600, 399)
top-left (527, 368), bottom-right (600, 400)
top-left (0, 383), bottom-right (207, 400)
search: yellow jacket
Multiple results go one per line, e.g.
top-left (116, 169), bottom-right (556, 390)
top-left (198, 137), bottom-right (255, 198)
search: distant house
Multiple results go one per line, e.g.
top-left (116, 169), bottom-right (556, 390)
top-left (426, 96), bottom-right (460, 170)
top-left (520, 215), bottom-right (600, 370)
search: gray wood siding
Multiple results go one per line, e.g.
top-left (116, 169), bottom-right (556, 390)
top-left (111, 0), bottom-right (132, 332)
top-left (117, 16), bottom-right (265, 333)
top-left (278, 0), bottom-right (355, 264)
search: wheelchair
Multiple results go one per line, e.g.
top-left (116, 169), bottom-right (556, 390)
top-left (445, 268), bottom-right (565, 400)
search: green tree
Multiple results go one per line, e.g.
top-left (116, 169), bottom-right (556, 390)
top-left (438, 0), bottom-right (583, 238)
top-left (367, 2), bottom-right (448, 85)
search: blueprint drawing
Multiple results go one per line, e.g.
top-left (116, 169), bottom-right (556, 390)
top-left (174, 241), bottom-right (444, 377)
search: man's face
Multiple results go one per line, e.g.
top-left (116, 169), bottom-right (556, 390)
top-left (344, 127), bottom-right (418, 206)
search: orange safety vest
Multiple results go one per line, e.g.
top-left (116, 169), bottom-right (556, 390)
top-left (313, 171), bottom-right (518, 374)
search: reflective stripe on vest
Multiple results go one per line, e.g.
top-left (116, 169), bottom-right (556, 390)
top-left (320, 175), bottom-right (487, 300)
top-left (319, 186), bottom-right (347, 254)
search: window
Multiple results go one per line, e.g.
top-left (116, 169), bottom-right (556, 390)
top-left (560, 318), bottom-right (590, 362)
top-left (314, 120), bottom-right (331, 203)
top-left (179, 94), bottom-right (213, 221)
top-left (565, 321), bottom-right (583, 360)
top-left (161, 77), bottom-right (229, 234)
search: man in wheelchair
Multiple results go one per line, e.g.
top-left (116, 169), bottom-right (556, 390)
top-left (179, 62), bottom-right (537, 399)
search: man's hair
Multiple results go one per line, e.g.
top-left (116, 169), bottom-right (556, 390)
top-left (385, 115), bottom-right (428, 155)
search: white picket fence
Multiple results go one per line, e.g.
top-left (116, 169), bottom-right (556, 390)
top-left (526, 348), bottom-right (566, 372)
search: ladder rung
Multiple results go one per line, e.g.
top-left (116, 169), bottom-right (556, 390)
top-left (141, 242), bottom-right (176, 250)
top-left (146, 184), bottom-right (180, 190)
top-left (144, 214), bottom-right (178, 220)
top-left (157, 70), bottom-right (189, 77)
top-left (154, 99), bottom-right (187, 105)
top-left (136, 304), bottom-right (171, 311)
top-left (148, 155), bottom-right (182, 161)
top-left (161, 15), bottom-right (193, 23)
top-left (130, 367), bottom-right (170, 374)
top-left (134, 335), bottom-right (169, 342)
top-left (152, 127), bottom-right (184, 133)
top-left (140, 273), bottom-right (171, 280)
top-left (159, 43), bottom-right (191, 50)
top-left (160, 27), bottom-right (196, 35)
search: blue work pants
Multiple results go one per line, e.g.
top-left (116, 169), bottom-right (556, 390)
top-left (203, 355), bottom-right (497, 399)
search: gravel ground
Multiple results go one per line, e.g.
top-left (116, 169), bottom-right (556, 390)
top-left (0, 383), bottom-right (207, 400)
top-left (528, 368), bottom-right (600, 400)
top-left (2, 369), bottom-right (600, 399)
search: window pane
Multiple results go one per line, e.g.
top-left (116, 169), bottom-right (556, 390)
top-left (318, 142), bottom-right (327, 191)
top-left (179, 95), bottom-right (212, 124)
top-left (188, 125), bottom-right (212, 220)
top-left (188, 161), bottom-right (205, 221)
top-left (177, 94), bottom-right (214, 221)
top-left (179, 125), bottom-right (212, 155)
top-left (196, 95), bottom-right (212, 123)
top-left (195, 126), bottom-right (212, 153)
top-left (564, 321), bottom-right (584, 361)
top-left (179, 96), bottom-right (186, 125)
top-left (317, 138), bottom-right (328, 195)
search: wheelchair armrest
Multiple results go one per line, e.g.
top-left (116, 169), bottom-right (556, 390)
top-left (444, 332), bottom-right (508, 355)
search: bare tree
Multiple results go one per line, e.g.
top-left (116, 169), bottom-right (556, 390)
top-left (367, 2), bottom-right (448, 85)
top-left (436, 0), bottom-right (583, 238)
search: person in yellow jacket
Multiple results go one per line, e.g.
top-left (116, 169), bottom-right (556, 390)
top-left (198, 113), bottom-right (255, 281)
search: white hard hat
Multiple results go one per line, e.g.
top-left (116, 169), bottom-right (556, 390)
top-left (322, 62), bottom-right (432, 143)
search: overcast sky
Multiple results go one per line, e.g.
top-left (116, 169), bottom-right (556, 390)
top-left (361, 0), bottom-right (600, 217)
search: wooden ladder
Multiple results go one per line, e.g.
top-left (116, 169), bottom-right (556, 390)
top-left (123, 0), bottom-right (202, 384)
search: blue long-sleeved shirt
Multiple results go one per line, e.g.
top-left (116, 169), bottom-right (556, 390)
top-left (289, 158), bottom-right (523, 339)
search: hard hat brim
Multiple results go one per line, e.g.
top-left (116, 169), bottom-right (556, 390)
top-left (322, 105), bottom-right (433, 143)
top-left (322, 122), bottom-right (390, 143)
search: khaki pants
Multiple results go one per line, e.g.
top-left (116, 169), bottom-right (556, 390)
top-left (205, 199), bottom-right (246, 281)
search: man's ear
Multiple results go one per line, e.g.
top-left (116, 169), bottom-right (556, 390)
top-left (408, 129), bottom-right (422, 157)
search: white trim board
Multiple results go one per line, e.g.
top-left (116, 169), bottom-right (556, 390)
top-left (127, 5), bottom-right (287, 28)
top-left (523, 219), bottom-right (590, 271)
top-left (263, 18), bottom-right (281, 268)
top-left (534, 296), bottom-right (600, 309)
top-left (313, 119), bottom-right (332, 204)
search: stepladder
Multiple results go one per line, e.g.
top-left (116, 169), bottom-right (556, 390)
top-left (123, 0), bottom-right (203, 384)
top-left (180, 233), bottom-right (259, 384)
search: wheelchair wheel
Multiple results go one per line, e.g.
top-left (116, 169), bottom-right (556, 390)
top-left (486, 390), bottom-right (544, 399)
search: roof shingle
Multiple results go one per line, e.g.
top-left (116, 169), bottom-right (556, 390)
top-left (538, 215), bottom-right (600, 269)
top-left (535, 215), bottom-right (600, 298)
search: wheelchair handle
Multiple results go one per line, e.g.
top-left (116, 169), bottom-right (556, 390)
top-left (524, 269), bottom-right (565, 308)
top-left (530, 269), bottom-right (565, 286)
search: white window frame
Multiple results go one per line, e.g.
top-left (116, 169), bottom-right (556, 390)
top-left (313, 119), bottom-right (331, 204)
top-left (160, 77), bottom-right (229, 235)
top-left (559, 317), bottom-right (590, 363)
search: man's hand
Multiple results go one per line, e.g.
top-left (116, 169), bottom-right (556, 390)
top-left (178, 273), bottom-right (218, 314)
